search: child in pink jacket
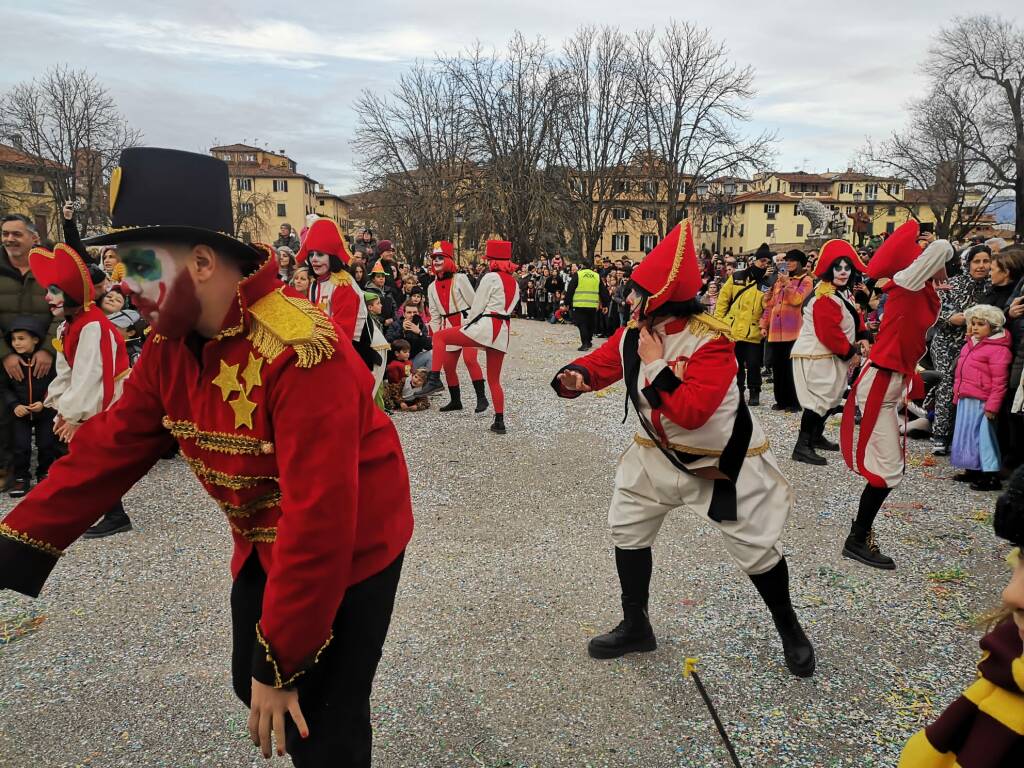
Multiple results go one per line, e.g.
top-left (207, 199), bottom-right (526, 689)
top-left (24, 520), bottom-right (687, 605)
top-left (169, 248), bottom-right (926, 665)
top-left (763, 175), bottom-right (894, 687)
top-left (950, 304), bottom-right (1013, 491)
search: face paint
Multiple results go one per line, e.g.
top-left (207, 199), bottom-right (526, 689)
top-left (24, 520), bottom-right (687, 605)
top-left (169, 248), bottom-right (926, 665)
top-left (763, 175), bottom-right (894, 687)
top-left (120, 244), bottom-right (200, 338)
top-left (308, 252), bottom-right (330, 277)
top-left (432, 257), bottom-right (445, 276)
top-left (832, 259), bottom-right (852, 287)
top-left (45, 285), bottom-right (66, 318)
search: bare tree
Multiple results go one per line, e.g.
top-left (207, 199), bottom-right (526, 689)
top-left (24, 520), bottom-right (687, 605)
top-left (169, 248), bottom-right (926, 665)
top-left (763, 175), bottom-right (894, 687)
top-left (862, 82), bottom-right (1001, 240)
top-left (927, 15), bottom-right (1024, 238)
top-left (230, 179), bottom-right (275, 243)
top-left (630, 22), bottom-right (774, 235)
top-left (556, 26), bottom-right (640, 260)
top-left (0, 65), bottom-right (141, 236)
top-left (442, 33), bottom-right (566, 263)
top-left (353, 62), bottom-right (477, 259)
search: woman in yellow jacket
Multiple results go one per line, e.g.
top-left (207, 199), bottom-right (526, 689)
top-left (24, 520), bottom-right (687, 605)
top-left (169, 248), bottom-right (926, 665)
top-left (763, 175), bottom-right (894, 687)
top-left (714, 244), bottom-right (773, 405)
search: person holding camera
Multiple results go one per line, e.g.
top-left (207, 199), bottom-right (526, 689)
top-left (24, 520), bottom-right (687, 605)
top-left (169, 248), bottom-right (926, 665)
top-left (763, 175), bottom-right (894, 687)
top-left (386, 300), bottom-right (433, 370)
top-left (760, 249), bottom-right (814, 411)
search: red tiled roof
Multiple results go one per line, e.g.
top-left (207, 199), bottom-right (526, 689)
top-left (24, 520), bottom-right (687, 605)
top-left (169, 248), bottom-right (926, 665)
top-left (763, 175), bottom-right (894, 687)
top-left (0, 143), bottom-right (68, 172)
top-left (768, 172), bottom-right (834, 184)
top-left (211, 143), bottom-right (264, 152)
top-left (226, 163), bottom-right (317, 182)
top-left (830, 171), bottom-right (902, 182)
top-left (729, 191), bottom-right (802, 204)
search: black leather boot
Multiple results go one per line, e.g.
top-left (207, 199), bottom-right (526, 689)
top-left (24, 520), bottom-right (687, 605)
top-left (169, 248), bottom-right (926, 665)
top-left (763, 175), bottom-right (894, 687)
top-left (490, 414), bottom-right (506, 434)
top-left (748, 390), bottom-right (761, 406)
top-left (84, 504), bottom-right (132, 539)
top-left (791, 431), bottom-right (827, 465)
top-left (439, 385), bottom-right (463, 412)
top-left (414, 370), bottom-right (444, 397)
top-left (749, 558), bottom-right (815, 678)
top-left (842, 520), bottom-right (895, 570)
top-left (812, 417), bottom-right (839, 452)
top-left (588, 547), bottom-right (657, 659)
top-left (472, 379), bottom-right (489, 414)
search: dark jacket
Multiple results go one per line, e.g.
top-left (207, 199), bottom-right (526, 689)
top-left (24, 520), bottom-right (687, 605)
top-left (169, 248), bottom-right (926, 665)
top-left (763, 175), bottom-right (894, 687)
top-left (2, 352), bottom-right (56, 412)
top-left (0, 250), bottom-right (59, 359)
top-left (273, 233), bottom-right (301, 252)
top-left (385, 314), bottom-right (432, 359)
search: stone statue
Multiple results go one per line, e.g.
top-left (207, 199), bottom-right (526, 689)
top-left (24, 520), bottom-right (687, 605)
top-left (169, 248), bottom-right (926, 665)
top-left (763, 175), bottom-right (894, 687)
top-left (797, 198), bottom-right (847, 246)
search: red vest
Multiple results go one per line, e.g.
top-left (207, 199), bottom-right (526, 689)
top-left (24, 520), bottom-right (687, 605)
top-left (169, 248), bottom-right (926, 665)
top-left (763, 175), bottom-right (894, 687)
top-left (867, 283), bottom-right (940, 376)
top-left (62, 307), bottom-right (131, 410)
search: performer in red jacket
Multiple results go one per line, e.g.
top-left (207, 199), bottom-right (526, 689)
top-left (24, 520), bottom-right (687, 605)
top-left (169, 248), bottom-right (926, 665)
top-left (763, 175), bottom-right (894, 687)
top-left (417, 240), bottom-right (519, 435)
top-left (426, 241), bottom-right (488, 413)
top-left (790, 240), bottom-right (870, 466)
top-left (30, 242), bottom-right (132, 538)
top-left (552, 222), bottom-right (814, 678)
top-left (0, 148), bottom-right (414, 765)
top-left (840, 219), bottom-right (953, 569)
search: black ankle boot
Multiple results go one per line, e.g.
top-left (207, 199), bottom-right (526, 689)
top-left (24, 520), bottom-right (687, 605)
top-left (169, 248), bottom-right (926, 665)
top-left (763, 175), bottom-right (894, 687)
top-left (472, 379), bottom-right (489, 413)
top-left (791, 431), bottom-right (827, 465)
top-left (749, 558), bottom-right (815, 678)
top-left (439, 385), bottom-right (463, 412)
top-left (415, 371), bottom-right (444, 397)
top-left (748, 390), bottom-right (761, 406)
top-left (84, 508), bottom-right (133, 539)
top-left (812, 418), bottom-right (839, 451)
top-left (588, 547), bottom-right (657, 660)
top-left (969, 473), bottom-right (1002, 492)
top-left (842, 520), bottom-right (895, 570)
top-left (490, 414), bottom-right (506, 434)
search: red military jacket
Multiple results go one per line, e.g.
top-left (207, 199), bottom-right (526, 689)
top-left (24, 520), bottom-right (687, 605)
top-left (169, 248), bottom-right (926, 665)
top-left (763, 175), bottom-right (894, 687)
top-left (0, 259), bottom-right (414, 688)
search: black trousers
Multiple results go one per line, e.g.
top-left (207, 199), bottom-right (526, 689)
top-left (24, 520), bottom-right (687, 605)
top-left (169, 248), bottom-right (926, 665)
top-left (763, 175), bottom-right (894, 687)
top-left (231, 550), bottom-right (404, 768)
top-left (768, 340), bottom-right (798, 407)
top-left (734, 340), bottom-right (764, 394)
top-left (575, 308), bottom-right (597, 347)
top-left (12, 410), bottom-right (57, 480)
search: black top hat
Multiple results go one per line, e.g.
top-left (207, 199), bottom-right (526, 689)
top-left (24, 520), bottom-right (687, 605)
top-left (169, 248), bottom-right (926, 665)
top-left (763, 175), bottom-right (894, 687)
top-left (85, 147), bottom-right (265, 265)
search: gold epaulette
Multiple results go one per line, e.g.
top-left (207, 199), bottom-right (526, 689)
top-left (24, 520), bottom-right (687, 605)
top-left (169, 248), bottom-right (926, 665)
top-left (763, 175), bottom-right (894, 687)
top-left (329, 270), bottom-right (351, 287)
top-left (247, 289), bottom-right (338, 368)
top-left (52, 338), bottom-right (63, 354)
top-left (814, 282), bottom-right (836, 298)
top-left (689, 313), bottom-right (733, 341)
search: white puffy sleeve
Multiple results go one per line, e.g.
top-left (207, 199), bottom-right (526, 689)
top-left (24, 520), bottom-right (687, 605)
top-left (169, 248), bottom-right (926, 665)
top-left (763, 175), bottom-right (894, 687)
top-left (893, 240), bottom-right (954, 291)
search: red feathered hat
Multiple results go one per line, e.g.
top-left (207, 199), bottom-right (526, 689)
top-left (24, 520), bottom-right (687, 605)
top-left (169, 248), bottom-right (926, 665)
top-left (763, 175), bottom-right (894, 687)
top-left (865, 219), bottom-right (921, 280)
top-left (630, 221), bottom-right (702, 314)
top-left (485, 240), bottom-right (512, 261)
top-left (815, 239), bottom-right (867, 278)
top-left (432, 240), bottom-right (454, 258)
top-left (29, 243), bottom-right (95, 308)
top-left (295, 218), bottom-right (353, 265)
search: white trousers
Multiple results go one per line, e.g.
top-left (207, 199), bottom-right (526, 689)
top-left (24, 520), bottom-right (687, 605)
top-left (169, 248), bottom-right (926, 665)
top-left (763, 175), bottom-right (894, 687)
top-left (608, 441), bottom-right (791, 575)
top-left (846, 366), bottom-right (907, 489)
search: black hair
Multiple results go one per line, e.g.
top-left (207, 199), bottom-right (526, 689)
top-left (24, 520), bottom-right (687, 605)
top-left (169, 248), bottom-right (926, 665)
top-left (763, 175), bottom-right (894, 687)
top-left (821, 256), bottom-right (861, 285)
top-left (967, 244), bottom-right (992, 261)
top-left (1, 214), bottom-right (36, 233)
top-left (391, 338), bottom-right (411, 353)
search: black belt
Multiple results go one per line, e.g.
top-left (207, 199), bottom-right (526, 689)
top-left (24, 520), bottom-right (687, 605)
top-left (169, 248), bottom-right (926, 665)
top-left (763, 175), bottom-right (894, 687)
top-left (465, 312), bottom-right (511, 328)
top-left (442, 309), bottom-right (469, 319)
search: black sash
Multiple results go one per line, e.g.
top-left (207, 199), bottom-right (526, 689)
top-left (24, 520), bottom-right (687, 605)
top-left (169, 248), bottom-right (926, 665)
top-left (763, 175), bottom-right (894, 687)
top-left (621, 326), bottom-right (752, 523)
top-left (464, 312), bottom-right (511, 329)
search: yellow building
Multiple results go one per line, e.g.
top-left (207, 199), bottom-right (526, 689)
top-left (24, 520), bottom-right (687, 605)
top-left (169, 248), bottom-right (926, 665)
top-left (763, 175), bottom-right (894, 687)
top-left (210, 144), bottom-right (319, 244)
top-left (0, 142), bottom-right (62, 241)
top-left (314, 186), bottom-right (351, 231)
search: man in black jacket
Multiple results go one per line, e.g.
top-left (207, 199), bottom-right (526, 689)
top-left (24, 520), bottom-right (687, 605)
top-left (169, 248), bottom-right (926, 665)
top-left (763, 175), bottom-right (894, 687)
top-left (385, 302), bottom-right (433, 368)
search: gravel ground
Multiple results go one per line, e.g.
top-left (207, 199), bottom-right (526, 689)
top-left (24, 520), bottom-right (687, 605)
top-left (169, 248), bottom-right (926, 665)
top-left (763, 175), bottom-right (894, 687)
top-left (0, 319), bottom-right (1013, 767)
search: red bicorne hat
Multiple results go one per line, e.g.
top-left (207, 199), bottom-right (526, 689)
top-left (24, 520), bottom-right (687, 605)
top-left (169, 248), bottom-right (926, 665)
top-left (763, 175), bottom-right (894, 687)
top-left (814, 239), bottom-right (867, 278)
top-left (865, 219), bottom-right (921, 280)
top-left (29, 243), bottom-right (95, 308)
top-left (629, 221), bottom-right (702, 315)
top-left (295, 218), bottom-right (353, 266)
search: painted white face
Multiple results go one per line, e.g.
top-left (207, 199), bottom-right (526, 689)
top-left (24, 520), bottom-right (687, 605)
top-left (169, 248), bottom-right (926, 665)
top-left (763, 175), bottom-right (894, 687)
top-left (308, 251), bottom-right (330, 276)
top-left (832, 260), bottom-right (852, 287)
top-left (45, 285), bottom-right (66, 318)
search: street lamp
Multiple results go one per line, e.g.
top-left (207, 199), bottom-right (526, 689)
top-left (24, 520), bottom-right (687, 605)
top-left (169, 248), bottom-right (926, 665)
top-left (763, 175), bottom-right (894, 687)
top-left (454, 213), bottom-right (464, 267)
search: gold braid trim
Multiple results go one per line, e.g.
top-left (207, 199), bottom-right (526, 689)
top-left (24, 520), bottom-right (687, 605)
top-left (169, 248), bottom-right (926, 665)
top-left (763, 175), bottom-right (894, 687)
top-left (633, 433), bottom-right (770, 457)
top-left (183, 455), bottom-right (277, 490)
top-left (255, 624), bottom-right (335, 688)
top-left (687, 313), bottom-right (733, 341)
top-left (0, 523), bottom-right (63, 558)
top-left (219, 490), bottom-right (282, 519)
top-left (230, 523), bottom-right (278, 543)
top-left (329, 270), bottom-right (351, 287)
top-left (648, 221), bottom-right (687, 304)
top-left (815, 282), bottom-right (837, 298)
top-left (247, 289), bottom-right (337, 368)
top-left (163, 418), bottom-right (274, 455)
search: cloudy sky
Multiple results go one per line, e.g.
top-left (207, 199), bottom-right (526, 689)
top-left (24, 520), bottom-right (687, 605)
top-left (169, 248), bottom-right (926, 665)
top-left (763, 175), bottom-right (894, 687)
top-left (3, 1), bottom-right (1019, 195)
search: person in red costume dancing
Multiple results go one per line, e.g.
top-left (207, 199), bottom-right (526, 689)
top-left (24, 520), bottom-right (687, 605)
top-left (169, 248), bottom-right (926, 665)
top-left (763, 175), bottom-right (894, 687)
top-left (840, 219), bottom-right (954, 569)
top-left (30, 242), bottom-right (132, 538)
top-left (0, 148), bottom-right (413, 766)
top-left (425, 240), bottom-right (488, 413)
top-left (551, 222), bottom-right (814, 678)
top-left (295, 216), bottom-right (387, 392)
top-left (416, 240), bottom-right (519, 435)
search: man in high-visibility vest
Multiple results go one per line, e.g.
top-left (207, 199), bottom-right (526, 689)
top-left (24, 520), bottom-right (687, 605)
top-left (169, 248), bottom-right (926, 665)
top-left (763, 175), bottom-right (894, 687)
top-left (566, 259), bottom-right (610, 351)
